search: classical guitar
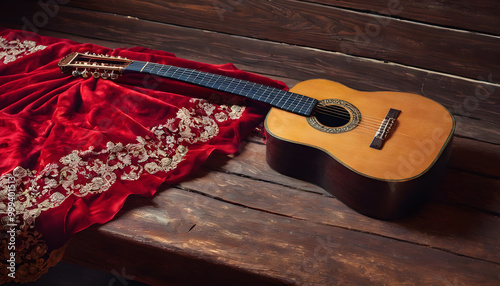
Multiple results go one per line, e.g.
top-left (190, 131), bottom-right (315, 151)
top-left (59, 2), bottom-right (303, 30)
top-left (58, 52), bottom-right (455, 219)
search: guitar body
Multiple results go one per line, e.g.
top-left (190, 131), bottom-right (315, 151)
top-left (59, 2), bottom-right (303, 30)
top-left (265, 79), bottom-right (455, 219)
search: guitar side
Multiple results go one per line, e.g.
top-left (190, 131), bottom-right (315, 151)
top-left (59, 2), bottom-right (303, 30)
top-left (265, 79), bottom-right (455, 219)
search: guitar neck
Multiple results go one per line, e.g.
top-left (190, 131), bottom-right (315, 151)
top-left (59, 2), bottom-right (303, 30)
top-left (125, 61), bottom-right (317, 116)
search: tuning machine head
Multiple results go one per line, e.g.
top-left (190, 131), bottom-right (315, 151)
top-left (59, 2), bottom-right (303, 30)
top-left (71, 69), bottom-right (90, 78)
top-left (59, 52), bottom-right (132, 80)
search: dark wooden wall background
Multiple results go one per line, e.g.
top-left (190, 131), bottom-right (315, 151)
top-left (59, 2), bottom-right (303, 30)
top-left (1, 1), bottom-right (499, 285)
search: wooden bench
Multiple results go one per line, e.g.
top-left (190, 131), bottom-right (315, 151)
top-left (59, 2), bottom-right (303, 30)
top-left (2, 1), bottom-right (499, 285)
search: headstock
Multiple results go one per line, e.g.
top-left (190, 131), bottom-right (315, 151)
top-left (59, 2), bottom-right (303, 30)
top-left (58, 52), bottom-right (132, 80)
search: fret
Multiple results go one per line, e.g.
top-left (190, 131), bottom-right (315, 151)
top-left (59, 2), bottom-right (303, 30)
top-left (229, 80), bottom-right (240, 94)
top-left (259, 86), bottom-right (271, 103)
top-left (140, 62), bottom-right (149, 73)
top-left (242, 82), bottom-right (256, 97)
top-left (298, 96), bottom-right (312, 113)
top-left (191, 70), bottom-right (201, 84)
top-left (150, 63), bottom-right (158, 73)
top-left (273, 91), bottom-right (285, 107)
top-left (189, 69), bottom-right (199, 81)
top-left (182, 69), bottom-right (195, 81)
top-left (276, 90), bottom-right (289, 105)
top-left (290, 96), bottom-right (304, 113)
top-left (151, 63), bottom-right (159, 73)
top-left (186, 69), bottom-right (198, 81)
top-left (198, 73), bottom-right (208, 85)
top-left (262, 88), bottom-right (276, 103)
top-left (124, 61), bottom-right (318, 116)
top-left (157, 64), bottom-right (165, 75)
top-left (170, 66), bottom-right (180, 78)
top-left (178, 67), bottom-right (187, 79)
top-left (226, 77), bottom-right (236, 93)
top-left (297, 97), bottom-right (311, 114)
top-left (248, 82), bottom-right (257, 97)
top-left (163, 66), bottom-right (173, 78)
top-left (209, 74), bottom-right (219, 88)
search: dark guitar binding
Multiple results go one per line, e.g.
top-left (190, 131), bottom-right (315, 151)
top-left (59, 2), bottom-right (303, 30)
top-left (265, 134), bottom-right (453, 219)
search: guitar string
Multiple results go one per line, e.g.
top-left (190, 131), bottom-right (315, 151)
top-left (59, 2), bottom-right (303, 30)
top-left (313, 104), bottom-right (419, 138)
top-left (311, 112), bottom-right (384, 133)
top-left (142, 65), bottom-right (426, 140)
top-left (313, 106), bottom-right (385, 130)
top-left (157, 65), bottom-right (354, 119)
top-left (145, 64), bottom-right (416, 136)
top-left (314, 105), bottom-right (386, 123)
top-left (147, 64), bottom-right (380, 122)
top-left (313, 106), bottom-right (403, 132)
top-left (313, 106), bottom-right (419, 137)
top-left (82, 63), bottom-right (423, 144)
top-left (314, 106), bottom-right (386, 125)
top-left (314, 110), bottom-right (383, 129)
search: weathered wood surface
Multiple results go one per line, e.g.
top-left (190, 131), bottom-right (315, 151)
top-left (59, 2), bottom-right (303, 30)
top-left (305, 0), bottom-right (500, 36)
top-left (64, 185), bottom-right (500, 285)
top-left (2, 3), bottom-right (499, 128)
top-left (1, 0), bottom-right (499, 285)
top-left (63, 0), bottom-right (500, 82)
top-left (4, 1), bottom-right (500, 82)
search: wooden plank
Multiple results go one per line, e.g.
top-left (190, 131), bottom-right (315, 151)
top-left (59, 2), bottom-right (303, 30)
top-left (206, 141), bottom-right (327, 195)
top-left (191, 143), bottom-right (500, 263)
top-left (61, 0), bottom-right (500, 81)
top-left (308, 0), bottom-right (500, 36)
top-left (2, 6), bottom-right (499, 133)
top-left (435, 170), bottom-right (500, 214)
top-left (64, 188), bottom-right (500, 285)
top-left (205, 138), bottom-right (500, 202)
top-left (455, 116), bottom-right (500, 145)
top-left (448, 137), bottom-right (500, 178)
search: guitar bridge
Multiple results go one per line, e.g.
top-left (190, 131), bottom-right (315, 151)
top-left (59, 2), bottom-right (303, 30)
top-left (370, 108), bottom-right (401, 150)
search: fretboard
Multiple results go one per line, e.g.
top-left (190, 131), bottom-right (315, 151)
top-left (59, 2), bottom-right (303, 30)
top-left (125, 61), bottom-right (317, 116)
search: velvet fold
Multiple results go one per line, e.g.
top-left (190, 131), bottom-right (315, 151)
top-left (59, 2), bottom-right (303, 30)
top-left (0, 28), bottom-right (287, 283)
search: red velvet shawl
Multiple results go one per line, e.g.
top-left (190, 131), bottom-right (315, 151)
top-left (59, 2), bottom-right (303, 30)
top-left (0, 28), bottom-right (287, 282)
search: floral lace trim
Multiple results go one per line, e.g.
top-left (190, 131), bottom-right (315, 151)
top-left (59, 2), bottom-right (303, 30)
top-left (0, 97), bottom-right (245, 230)
top-left (0, 96), bottom-right (245, 282)
top-left (0, 37), bottom-right (47, 65)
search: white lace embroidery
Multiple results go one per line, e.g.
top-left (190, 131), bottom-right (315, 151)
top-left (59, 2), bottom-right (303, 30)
top-left (0, 98), bottom-right (245, 229)
top-left (0, 37), bottom-right (47, 64)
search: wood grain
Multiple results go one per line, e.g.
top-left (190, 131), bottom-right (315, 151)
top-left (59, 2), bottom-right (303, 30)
top-left (308, 0), bottom-right (500, 35)
top-left (2, 4), bottom-right (499, 128)
top-left (204, 139), bottom-right (500, 214)
top-left (1, 1), bottom-right (499, 285)
top-left (63, 0), bottom-right (500, 81)
top-left (178, 167), bottom-right (500, 264)
top-left (193, 143), bottom-right (500, 262)
top-left (65, 188), bottom-right (500, 285)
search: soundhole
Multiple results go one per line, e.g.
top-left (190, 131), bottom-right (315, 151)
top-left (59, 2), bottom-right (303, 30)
top-left (307, 99), bottom-right (361, 134)
top-left (315, 105), bottom-right (351, 127)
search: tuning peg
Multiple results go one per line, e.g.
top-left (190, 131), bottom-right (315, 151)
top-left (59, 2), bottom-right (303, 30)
top-left (110, 71), bottom-right (118, 80)
top-left (92, 71), bottom-right (100, 79)
top-left (81, 69), bottom-right (89, 78)
top-left (72, 70), bottom-right (81, 77)
top-left (101, 71), bottom-right (109, 80)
